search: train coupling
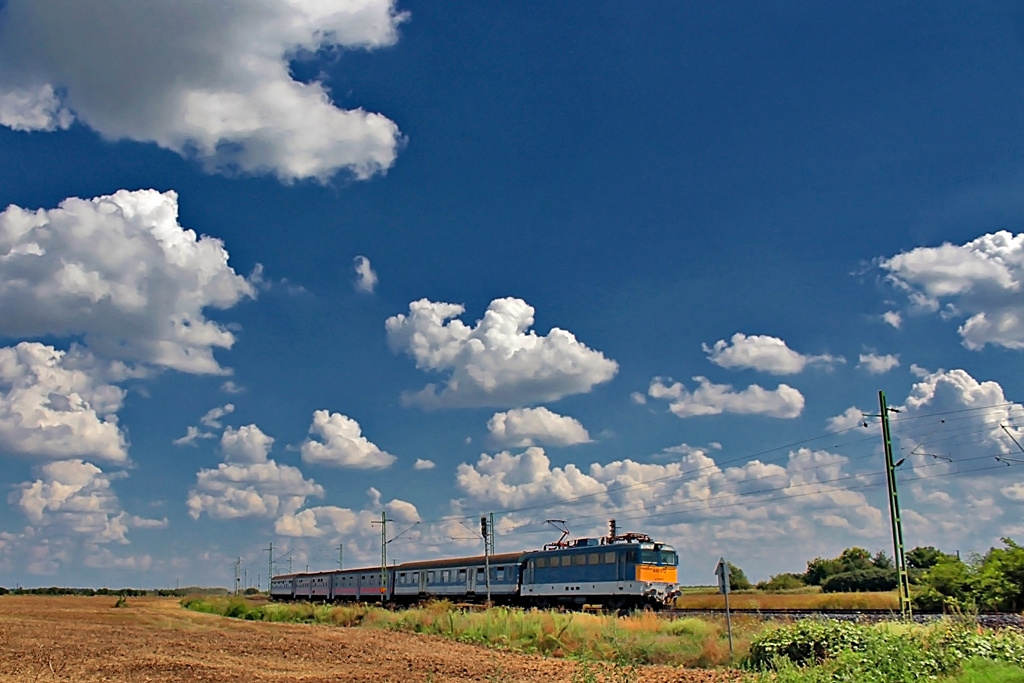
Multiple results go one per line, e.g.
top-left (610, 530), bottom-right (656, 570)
top-left (642, 582), bottom-right (681, 608)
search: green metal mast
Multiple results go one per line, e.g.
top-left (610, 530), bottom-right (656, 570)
top-left (879, 390), bottom-right (912, 619)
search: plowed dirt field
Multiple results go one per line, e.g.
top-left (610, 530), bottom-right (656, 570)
top-left (0, 596), bottom-right (741, 682)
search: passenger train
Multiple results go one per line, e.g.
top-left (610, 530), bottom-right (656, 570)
top-left (271, 525), bottom-right (680, 611)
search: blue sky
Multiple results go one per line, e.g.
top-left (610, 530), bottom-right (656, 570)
top-left (1, 1), bottom-right (1023, 588)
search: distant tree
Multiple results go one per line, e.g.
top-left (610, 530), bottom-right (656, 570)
top-left (837, 547), bottom-right (874, 572)
top-left (871, 550), bottom-right (893, 570)
top-left (907, 546), bottom-right (952, 571)
top-left (804, 547), bottom-right (888, 585)
top-left (756, 573), bottom-right (806, 592)
top-left (726, 563), bottom-right (752, 590)
top-left (804, 557), bottom-right (842, 586)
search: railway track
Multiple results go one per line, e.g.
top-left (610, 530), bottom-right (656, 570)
top-left (666, 608), bottom-right (1024, 627)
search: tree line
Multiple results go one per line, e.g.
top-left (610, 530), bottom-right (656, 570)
top-left (739, 537), bottom-right (1024, 611)
top-left (0, 586), bottom-right (229, 597)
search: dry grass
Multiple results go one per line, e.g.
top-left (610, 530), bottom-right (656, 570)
top-left (675, 590), bottom-right (899, 611)
top-left (185, 597), bottom-right (759, 667)
top-left (0, 595), bottom-right (736, 682)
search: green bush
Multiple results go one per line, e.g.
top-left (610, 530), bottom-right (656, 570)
top-left (928, 623), bottom-right (1024, 669)
top-left (749, 619), bottom-right (1024, 682)
top-left (757, 573), bottom-right (806, 592)
top-left (912, 539), bottom-right (1024, 612)
top-left (821, 568), bottom-right (897, 593)
top-left (747, 621), bottom-right (873, 668)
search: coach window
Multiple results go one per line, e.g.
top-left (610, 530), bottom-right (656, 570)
top-left (574, 554), bottom-right (586, 566)
top-left (496, 566), bottom-right (505, 581)
top-left (626, 550), bottom-right (638, 562)
top-left (425, 571), bottom-right (433, 583)
top-left (441, 570), bottom-right (450, 583)
top-left (458, 568), bottom-right (467, 580)
top-left (536, 557), bottom-right (547, 568)
top-left (604, 552), bottom-right (616, 564)
top-left (411, 572), bottom-right (419, 584)
top-left (588, 553), bottom-right (600, 565)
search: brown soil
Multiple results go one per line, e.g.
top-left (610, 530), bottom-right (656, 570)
top-left (0, 596), bottom-right (742, 682)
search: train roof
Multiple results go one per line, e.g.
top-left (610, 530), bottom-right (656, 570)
top-left (272, 533), bottom-right (676, 580)
top-left (396, 551), bottom-right (528, 570)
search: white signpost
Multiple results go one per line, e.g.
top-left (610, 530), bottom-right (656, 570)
top-left (714, 557), bottom-right (734, 658)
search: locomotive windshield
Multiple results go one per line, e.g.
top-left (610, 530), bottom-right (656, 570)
top-left (640, 548), bottom-right (677, 566)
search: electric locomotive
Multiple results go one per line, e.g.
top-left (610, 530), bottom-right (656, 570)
top-left (519, 531), bottom-right (679, 610)
top-left (271, 522), bottom-right (680, 611)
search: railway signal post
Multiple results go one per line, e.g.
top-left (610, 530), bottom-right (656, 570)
top-left (481, 515), bottom-right (491, 604)
top-left (715, 557), bottom-right (734, 658)
top-left (372, 512), bottom-right (393, 604)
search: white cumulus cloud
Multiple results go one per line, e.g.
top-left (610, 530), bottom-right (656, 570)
top-left (187, 460), bottom-right (323, 521)
top-left (487, 407), bottom-right (591, 447)
top-left (882, 311), bottom-right (903, 329)
top-left (454, 445), bottom-right (884, 552)
top-left (703, 333), bottom-right (843, 374)
top-left (646, 376), bottom-right (805, 419)
top-left (413, 458), bottom-right (435, 470)
top-left (301, 410), bottom-right (396, 469)
top-left (0, 190), bottom-right (256, 374)
top-left (11, 459), bottom-right (164, 544)
top-left (221, 424), bottom-right (275, 464)
top-left (456, 447), bottom-right (606, 508)
top-left (187, 423), bottom-right (323, 520)
top-left (899, 368), bottom-right (1022, 457)
top-left (857, 353), bottom-right (900, 375)
top-left (353, 255), bottom-right (378, 293)
top-left (880, 230), bottom-right (1024, 350)
top-left (0, 0), bottom-right (407, 182)
top-left (0, 83), bottom-right (73, 132)
top-left (201, 404), bottom-right (235, 428)
top-left (173, 426), bottom-right (214, 447)
top-left (827, 367), bottom-right (1023, 463)
top-left (276, 489), bottom-right (420, 543)
top-left (0, 343), bottom-right (127, 462)
top-left (386, 297), bottom-right (618, 409)
top-left (175, 403), bottom-right (236, 445)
